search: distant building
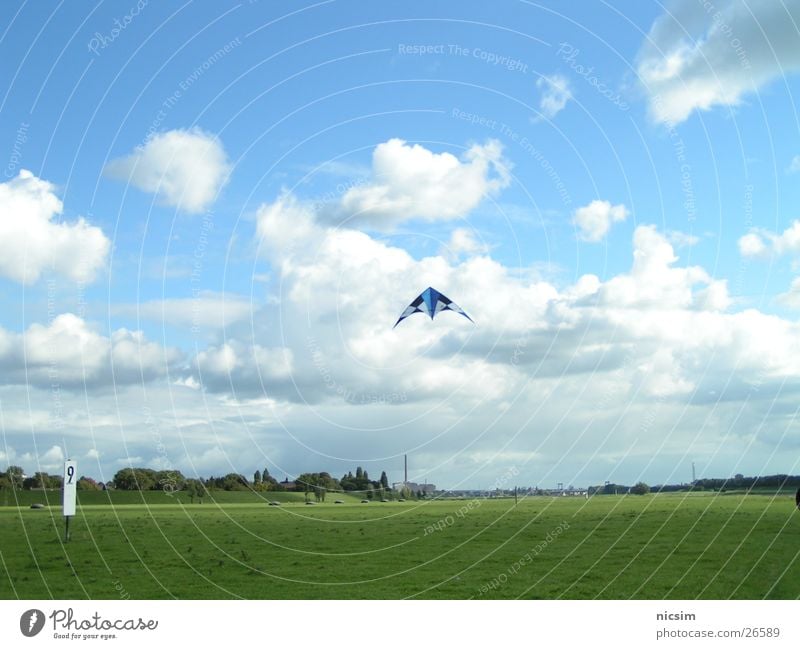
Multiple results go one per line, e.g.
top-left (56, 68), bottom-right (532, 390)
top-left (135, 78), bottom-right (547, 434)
top-left (280, 478), bottom-right (296, 490)
top-left (392, 481), bottom-right (436, 493)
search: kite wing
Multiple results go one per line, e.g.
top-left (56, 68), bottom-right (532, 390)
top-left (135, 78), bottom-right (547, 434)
top-left (393, 287), bottom-right (474, 328)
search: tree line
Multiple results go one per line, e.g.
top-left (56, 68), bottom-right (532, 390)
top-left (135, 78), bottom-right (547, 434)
top-left (1, 464), bottom-right (398, 501)
top-left (688, 474), bottom-right (800, 491)
top-left (294, 467), bottom-right (393, 501)
top-left (589, 473), bottom-right (800, 495)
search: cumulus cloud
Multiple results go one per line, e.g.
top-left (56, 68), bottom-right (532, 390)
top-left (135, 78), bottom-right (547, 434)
top-left (738, 232), bottom-right (768, 257)
top-left (667, 230), bottom-right (700, 248)
top-left (595, 224), bottom-right (730, 310)
top-left (441, 227), bottom-right (491, 259)
top-left (326, 138), bottom-right (511, 228)
top-left (10, 137), bottom-right (800, 486)
top-left (0, 170), bottom-right (110, 284)
top-left (0, 313), bottom-right (181, 389)
top-left (776, 277), bottom-right (800, 309)
top-left (738, 221), bottom-right (800, 258)
top-left (246, 188), bottom-right (800, 415)
top-left (113, 291), bottom-right (253, 332)
top-left (637, 0), bottom-right (800, 124)
top-left (194, 340), bottom-right (294, 395)
top-left (104, 128), bottom-right (231, 213)
top-left (572, 200), bottom-right (629, 242)
top-left (536, 73), bottom-right (573, 119)
top-left (6, 214), bottom-right (800, 486)
top-left (39, 445), bottom-right (65, 470)
top-left (247, 192), bottom-right (520, 403)
top-left (0, 444), bottom-right (65, 473)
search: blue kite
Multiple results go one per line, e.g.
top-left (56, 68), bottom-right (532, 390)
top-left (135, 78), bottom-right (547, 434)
top-left (393, 287), bottom-right (474, 328)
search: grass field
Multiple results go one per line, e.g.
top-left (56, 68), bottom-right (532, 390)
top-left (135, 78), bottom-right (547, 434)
top-left (1, 492), bottom-right (798, 599)
top-left (0, 488), bottom-right (361, 507)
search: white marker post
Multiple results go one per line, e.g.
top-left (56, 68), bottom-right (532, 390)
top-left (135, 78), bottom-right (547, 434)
top-left (62, 460), bottom-right (77, 542)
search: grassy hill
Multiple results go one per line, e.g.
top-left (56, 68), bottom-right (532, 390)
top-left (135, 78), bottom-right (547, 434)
top-left (1, 488), bottom-right (364, 507)
top-left (1, 492), bottom-right (798, 599)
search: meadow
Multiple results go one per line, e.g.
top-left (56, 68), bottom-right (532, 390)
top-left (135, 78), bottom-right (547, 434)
top-left (1, 492), bottom-right (798, 599)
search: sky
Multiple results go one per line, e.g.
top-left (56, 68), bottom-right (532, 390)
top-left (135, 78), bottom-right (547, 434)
top-left (1, 0), bottom-right (800, 490)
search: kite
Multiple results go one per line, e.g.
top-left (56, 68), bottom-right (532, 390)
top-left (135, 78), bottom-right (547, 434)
top-left (393, 287), bottom-right (474, 328)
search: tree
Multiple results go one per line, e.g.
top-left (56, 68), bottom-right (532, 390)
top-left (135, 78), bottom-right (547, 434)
top-left (184, 479), bottom-right (206, 504)
top-left (220, 473), bottom-right (249, 491)
top-left (156, 470), bottom-right (185, 492)
top-left (185, 480), bottom-right (197, 504)
top-left (262, 472), bottom-right (279, 491)
top-left (253, 470), bottom-right (262, 485)
top-left (295, 472), bottom-right (341, 497)
top-left (113, 468), bottom-right (157, 491)
top-left (295, 473), bottom-right (318, 494)
top-left (195, 479), bottom-right (207, 502)
top-left (380, 471), bottom-right (389, 490)
top-left (340, 467), bottom-right (373, 492)
top-left (77, 476), bottom-right (100, 491)
top-left (5, 465), bottom-right (23, 490)
top-left (340, 472), bottom-right (358, 491)
top-left (33, 472), bottom-right (50, 489)
top-left (631, 482), bottom-right (650, 495)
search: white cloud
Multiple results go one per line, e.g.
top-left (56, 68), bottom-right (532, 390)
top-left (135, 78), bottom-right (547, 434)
top-left (250, 192), bottom-right (769, 412)
top-left (596, 224), bottom-right (727, 310)
top-left (39, 445), bottom-right (65, 472)
top-left (442, 227), bottom-right (490, 259)
top-left (536, 73), bottom-right (573, 119)
top-left (327, 138), bottom-right (511, 228)
top-left (0, 170), bottom-right (110, 284)
top-left (6, 202), bottom-right (800, 487)
top-left (788, 155), bottom-right (800, 174)
top-left (667, 230), bottom-right (700, 248)
top-left (0, 444), bottom-right (65, 474)
top-left (738, 232), bottom-right (768, 257)
top-left (739, 221), bottom-right (800, 258)
top-left (104, 128), bottom-right (231, 213)
top-left (777, 277), bottom-right (800, 309)
top-left (194, 340), bottom-right (294, 395)
top-left (0, 313), bottom-right (181, 389)
top-left (10, 138), bottom-right (800, 487)
top-left (113, 292), bottom-right (253, 332)
top-left (637, 0), bottom-right (800, 124)
top-left (572, 199), bottom-right (629, 242)
top-left (115, 456), bottom-right (143, 466)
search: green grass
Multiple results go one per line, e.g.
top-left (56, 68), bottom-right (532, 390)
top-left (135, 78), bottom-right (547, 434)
top-left (1, 488), bottom-right (361, 507)
top-left (1, 493), bottom-right (798, 599)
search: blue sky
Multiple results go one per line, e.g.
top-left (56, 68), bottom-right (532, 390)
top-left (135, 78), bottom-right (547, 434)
top-left (2, 0), bottom-right (800, 489)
